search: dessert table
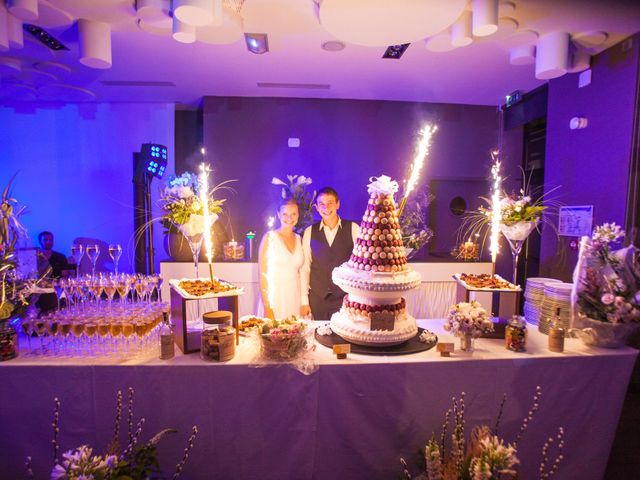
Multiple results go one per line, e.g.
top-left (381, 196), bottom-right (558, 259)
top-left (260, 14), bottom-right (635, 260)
top-left (0, 320), bottom-right (635, 480)
top-left (159, 261), bottom-right (494, 320)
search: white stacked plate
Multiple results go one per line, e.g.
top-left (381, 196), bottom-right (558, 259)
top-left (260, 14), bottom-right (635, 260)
top-left (523, 278), bottom-right (562, 327)
top-left (539, 282), bottom-right (573, 335)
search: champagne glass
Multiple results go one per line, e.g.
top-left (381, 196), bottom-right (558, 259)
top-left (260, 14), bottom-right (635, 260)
top-left (97, 321), bottom-right (110, 356)
top-left (90, 277), bottom-right (103, 304)
top-left (33, 318), bottom-right (47, 355)
top-left (71, 321), bottom-right (85, 356)
top-left (59, 318), bottom-right (72, 357)
top-left (71, 244), bottom-right (84, 277)
top-left (46, 315), bottom-right (60, 356)
top-left (108, 244), bottom-right (123, 276)
top-left (86, 244), bottom-right (100, 279)
top-left (116, 274), bottom-right (130, 304)
top-left (53, 280), bottom-right (65, 311)
top-left (20, 318), bottom-right (34, 355)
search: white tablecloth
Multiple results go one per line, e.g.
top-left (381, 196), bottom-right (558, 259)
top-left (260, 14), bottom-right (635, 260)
top-left (0, 320), bottom-right (636, 480)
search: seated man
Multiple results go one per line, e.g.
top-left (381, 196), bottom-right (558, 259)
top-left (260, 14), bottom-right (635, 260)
top-left (37, 231), bottom-right (71, 278)
top-left (36, 231), bottom-right (71, 313)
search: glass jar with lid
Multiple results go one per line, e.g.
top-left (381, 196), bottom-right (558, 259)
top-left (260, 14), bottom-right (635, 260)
top-left (505, 315), bottom-right (527, 352)
top-left (201, 311), bottom-right (235, 362)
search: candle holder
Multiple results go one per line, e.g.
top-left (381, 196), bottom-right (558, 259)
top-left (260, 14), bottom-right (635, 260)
top-left (223, 241), bottom-right (245, 261)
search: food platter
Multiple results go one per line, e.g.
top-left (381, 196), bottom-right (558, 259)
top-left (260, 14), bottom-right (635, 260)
top-left (169, 278), bottom-right (244, 300)
top-left (453, 273), bottom-right (521, 292)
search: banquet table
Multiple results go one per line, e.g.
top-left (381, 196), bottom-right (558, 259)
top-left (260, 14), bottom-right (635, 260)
top-left (0, 320), bottom-right (636, 480)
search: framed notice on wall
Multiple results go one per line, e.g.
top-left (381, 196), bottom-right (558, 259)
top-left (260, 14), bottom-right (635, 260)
top-left (558, 205), bottom-right (594, 237)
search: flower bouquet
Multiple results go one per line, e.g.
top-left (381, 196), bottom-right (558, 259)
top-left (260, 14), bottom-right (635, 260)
top-left (258, 316), bottom-right (310, 361)
top-left (444, 301), bottom-right (494, 351)
top-left (271, 174), bottom-right (316, 233)
top-left (571, 223), bottom-right (640, 347)
top-left (399, 190), bottom-right (434, 259)
top-left (0, 176), bottom-right (46, 360)
top-left (159, 171), bottom-right (228, 275)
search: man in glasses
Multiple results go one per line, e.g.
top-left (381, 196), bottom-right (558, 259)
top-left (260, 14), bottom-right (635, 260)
top-left (301, 187), bottom-right (359, 321)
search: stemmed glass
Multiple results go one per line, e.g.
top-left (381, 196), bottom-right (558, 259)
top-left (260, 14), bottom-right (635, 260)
top-left (71, 244), bottom-right (84, 277)
top-left (53, 279), bottom-right (65, 311)
top-left (108, 244), bottom-right (122, 276)
top-left (185, 233), bottom-right (204, 279)
top-left (20, 319), bottom-right (33, 355)
top-left (86, 244), bottom-right (100, 278)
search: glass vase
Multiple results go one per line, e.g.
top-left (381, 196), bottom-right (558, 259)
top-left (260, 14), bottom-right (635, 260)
top-left (459, 334), bottom-right (474, 352)
top-left (184, 233), bottom-right (204, 279)
top-left (499, 220), bottom-right (538, 284)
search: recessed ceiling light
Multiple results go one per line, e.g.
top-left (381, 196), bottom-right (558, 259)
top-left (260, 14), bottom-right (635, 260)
top-left (23, 24), bottom-right (69, 51)
top-left (383, 43), bottom-right (410, 59)
top-left (245, 33), bottom-right (268, 54)
top-left (321, 40), bottom-right (345, 52)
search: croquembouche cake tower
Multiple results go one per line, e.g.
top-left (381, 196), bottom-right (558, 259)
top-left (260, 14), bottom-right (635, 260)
top-left (330, 175), bottom-right (422, 346)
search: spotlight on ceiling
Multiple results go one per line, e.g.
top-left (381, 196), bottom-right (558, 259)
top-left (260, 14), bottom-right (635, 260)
top-left (244, 33), bottom-right (268, 54)
top-left (23, 24), bottom-right (68, 51)
top-left (382, 43), bottom-right (410, 59)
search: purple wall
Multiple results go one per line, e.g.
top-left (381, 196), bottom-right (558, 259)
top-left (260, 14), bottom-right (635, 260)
top-left (0, 103), bottom-right (175, 273)
top-left (201, 97), bottom-right (506, 255)
top-left (540, 35), bottom-right (640, 280)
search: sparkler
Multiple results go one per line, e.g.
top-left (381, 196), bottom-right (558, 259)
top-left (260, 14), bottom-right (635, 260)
top-left (398, 124), bottom-right (438, 217)
top-left (198, 152), bottom-right (215, 283)
top-left (265, 216), bottom-right (277, 320)
top-left (489, 150), bottom-right (502, 265)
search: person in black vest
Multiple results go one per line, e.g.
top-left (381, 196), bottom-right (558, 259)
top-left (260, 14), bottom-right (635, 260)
top-left (301, 187), bottom-right (359, 320)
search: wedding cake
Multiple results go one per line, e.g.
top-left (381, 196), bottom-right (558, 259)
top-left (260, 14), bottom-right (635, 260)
top-left (330, 175), bottom-right (421, 346)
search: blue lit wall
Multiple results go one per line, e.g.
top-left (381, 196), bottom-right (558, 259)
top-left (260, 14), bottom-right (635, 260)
top-left (0, 103), bottom-right (175, 273)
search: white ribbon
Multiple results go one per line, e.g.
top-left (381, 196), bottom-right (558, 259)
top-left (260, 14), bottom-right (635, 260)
top-left (367, 175), bottom-right (399, 195)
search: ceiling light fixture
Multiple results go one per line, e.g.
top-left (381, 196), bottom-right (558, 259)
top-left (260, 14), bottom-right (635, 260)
top-left (7, 0), bottom-right (38, 23)
top-left (535, 32), bottom-right (569, 80)
top-left (0, 5), bottom-right (9, 52)
top-left (451, 10), bottom-right (472, 47)
top-left (383, 43), bottom-right (410, 59)
top-left (472, 0), bottom-right (498, 37)
top-left (173, 0), bottom-right (222, 27)
top-left (321, 40), bottom-right (345, 52)
top-left (244, 33), bottom-right (268, 54)
top-left (172, 17), bottom-right (196, 43)
top-left (23, 24), bottom-right (68, 51)
top-left (8, 13), bottom-right (24, 49)
top-left (78, 19), bottom-right (112, 69)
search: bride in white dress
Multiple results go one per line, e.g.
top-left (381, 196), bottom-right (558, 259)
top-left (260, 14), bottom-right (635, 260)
top-left (258, 197), bottom-right (306, 320)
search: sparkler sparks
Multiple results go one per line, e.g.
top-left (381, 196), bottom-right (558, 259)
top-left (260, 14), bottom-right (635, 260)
top-left (198, 160), bottom-right (214, 281)
top-left (398, 124), bottom-right (438, 217)
top-left (490, 150), bottom-right (502, 264)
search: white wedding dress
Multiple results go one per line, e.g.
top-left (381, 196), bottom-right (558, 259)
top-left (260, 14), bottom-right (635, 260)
top-left (259, 231), bottom-right (305, 320)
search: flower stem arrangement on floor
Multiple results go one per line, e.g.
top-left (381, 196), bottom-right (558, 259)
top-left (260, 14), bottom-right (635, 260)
top-left (34, 387), bottom-right (198, 480)
top-left (398, 190), bottom-right (434, 258)
top-left (159, 171), bottom-right (228, 237)
top-left (400, 386), bottom-right (565, 480)
top-left (271, 174), bottom-right (316, 233)
top-left (574, 223), bottom-right (640, 325)
top-left (444, 301), bottom-right (494, 339)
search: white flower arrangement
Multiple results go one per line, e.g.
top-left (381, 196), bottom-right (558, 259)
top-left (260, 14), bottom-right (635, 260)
top-left (592, 222), bottom-right (625, 246)
top-left (444, 300), bottom-right (494, 338)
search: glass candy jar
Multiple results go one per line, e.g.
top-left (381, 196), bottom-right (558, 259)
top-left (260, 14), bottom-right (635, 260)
top-left (201, 311), bottom-right (235, 362)
top-left (505, 315), bottom-right (527, 352)
top-left (0, 320), bottom-right (19, 361)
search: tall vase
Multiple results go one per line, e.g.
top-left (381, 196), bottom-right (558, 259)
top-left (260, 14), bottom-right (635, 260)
top-left (184, 233), bottom-right (204, 279)
top-left (499, 220), bottom-right (538, 284)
